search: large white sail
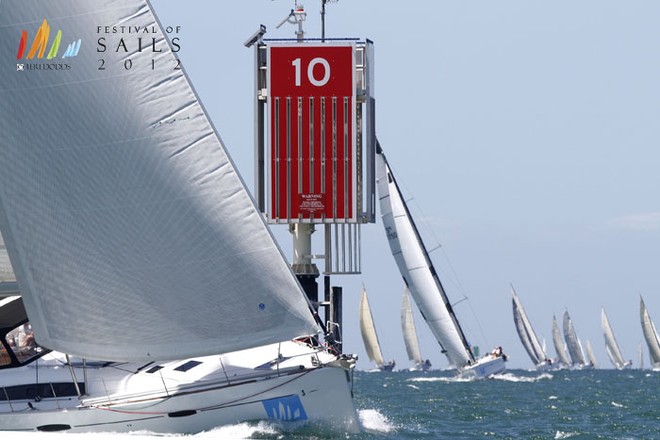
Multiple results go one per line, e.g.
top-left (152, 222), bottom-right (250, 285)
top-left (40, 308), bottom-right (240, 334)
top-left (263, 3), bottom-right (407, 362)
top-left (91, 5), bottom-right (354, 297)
top-left (552, 315), bottom-right (571, 366)
top-left (640, 296), bottom-right (660, 369)
top-left (359, 288), bottom-right (386, 367)
top-left (376, 146), bottom-right (473, 369)
top-left (0, 0), bottom-right (318, 361)
top-left (562, 310), bottom-right (586, 366)
top-left (401, 286), bottom-right (423, 365)
top-left (511, 286), bottom-right (547, 366)
top-left (601, 308), bottom-right (627, 369)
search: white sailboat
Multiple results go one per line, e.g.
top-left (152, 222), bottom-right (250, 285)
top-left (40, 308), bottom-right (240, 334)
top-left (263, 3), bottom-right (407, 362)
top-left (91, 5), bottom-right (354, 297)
top-left (359, 288), bottom-right (395, 371)
top-left (585, 340), bottom-right (598, 369)
top-left (376, 145), bottom-right (506, 378)
top-left (511, 287), bottom-right (554, 370)
top-left (601, 308), bottom-right (631, 369)
top-left (551, 315), bottom-right (571, 368)
top-left (638, 341), bottom-right (644, 370)
top-left (640, 296), bottom-right (660, 371)
top-left (0, 0), bottom-right (359, 434)
top-left (562, 309), bottom-right (588, 368)
top-left (401, 287), bottom-right (431, 371)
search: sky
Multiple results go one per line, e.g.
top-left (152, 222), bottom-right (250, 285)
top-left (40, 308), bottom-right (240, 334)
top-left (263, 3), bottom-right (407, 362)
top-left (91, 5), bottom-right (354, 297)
top-left (143, 0), bottom-right (660, 371)
top-left (3, 1), bottom-right (658, 371)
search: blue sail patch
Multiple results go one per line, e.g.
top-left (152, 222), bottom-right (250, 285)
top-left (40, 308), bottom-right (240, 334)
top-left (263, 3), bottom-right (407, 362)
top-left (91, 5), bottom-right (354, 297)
top-left (262, 395), bottom-right (308, 421)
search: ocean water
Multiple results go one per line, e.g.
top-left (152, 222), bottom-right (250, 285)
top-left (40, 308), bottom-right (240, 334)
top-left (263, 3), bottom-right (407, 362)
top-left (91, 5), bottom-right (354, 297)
top-left (3, 369), bottom-right (658, 439)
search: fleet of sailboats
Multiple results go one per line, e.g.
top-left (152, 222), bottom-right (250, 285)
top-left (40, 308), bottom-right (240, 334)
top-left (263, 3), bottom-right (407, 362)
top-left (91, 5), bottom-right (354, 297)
top-left (0, 0), bottom-right (359, 433)
top-left (0, 1), bottom-right (656, 436)
top-left (375, 144), bottom-right (507, 378)
top-left (359, 288), bottom-right (396, 371)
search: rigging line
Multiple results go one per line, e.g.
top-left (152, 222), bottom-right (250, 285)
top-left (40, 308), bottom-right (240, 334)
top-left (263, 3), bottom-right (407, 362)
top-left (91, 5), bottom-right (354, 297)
top-left (396, 167), bottom-right (467, 295)
top-left (393, 159), bottom-right (493, 350)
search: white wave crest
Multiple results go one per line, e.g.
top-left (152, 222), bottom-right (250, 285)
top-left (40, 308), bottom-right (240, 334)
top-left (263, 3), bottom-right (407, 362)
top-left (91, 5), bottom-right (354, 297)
top-left (492, 372), bottom-right (553, 382)
top-left (407, 376), bottom-right (474, 383)
top-left (359, 408), bottom-right (396, 434)
top-left (555, 430), bottom-right (580, 439)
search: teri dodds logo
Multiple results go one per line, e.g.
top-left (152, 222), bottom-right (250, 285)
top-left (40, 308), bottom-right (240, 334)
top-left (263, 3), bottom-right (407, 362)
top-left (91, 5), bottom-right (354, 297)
top-left (16, 19), bottom-right (82, 71)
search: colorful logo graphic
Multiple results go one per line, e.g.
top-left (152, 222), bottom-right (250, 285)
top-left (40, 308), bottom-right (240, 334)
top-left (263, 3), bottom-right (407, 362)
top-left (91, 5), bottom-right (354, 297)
top-left (261, 395), bottom-right (308, 421)
top-left (16, 19), bottom-right (81, 60)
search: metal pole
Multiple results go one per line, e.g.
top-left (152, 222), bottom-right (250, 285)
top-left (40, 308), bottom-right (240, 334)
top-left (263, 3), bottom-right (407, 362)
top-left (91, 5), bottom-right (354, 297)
top-left (65, 355), bottom-right (83, 398)
top-left (321, 0), bottom-right (326, 42)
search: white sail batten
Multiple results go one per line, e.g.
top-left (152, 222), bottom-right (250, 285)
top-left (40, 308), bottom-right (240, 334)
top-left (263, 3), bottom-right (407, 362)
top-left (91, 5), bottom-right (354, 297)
top-left (359, 288), bottom-right (385, 367)
top-left (640, 296), bottom-right (660, 368)
top-left (552, 315), bottom-right (571, 366)
top-left (401, 287), bottom-right (423, 364)
top-left (511, 287), bottom-right (546, 366)
top-left (562, 310), bottom-right (586, 366)
top-left (376, 147), bottom-right (472, 368)
top-left (601, 308), bottom-right (626, 368)
top-left (0, 0), bottom-right (318, 361)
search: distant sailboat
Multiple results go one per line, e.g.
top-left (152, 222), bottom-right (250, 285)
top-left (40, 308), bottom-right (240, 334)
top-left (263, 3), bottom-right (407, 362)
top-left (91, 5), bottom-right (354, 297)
top-left (640, 296), bottom-right (660, 371)
top-left (601, 308), bottom-right (631, 369)
top-left (638, 342), bottom-right (644, 370)
top-left (359, 288), bottom-right (396, 371)
top-left (585, 340), bottom-right (598, 369)
top-left (376, 144), bottom-right (506, 378)
top-left (563, 309), bottom-right (588, 368)
top-left (401, 287), bottom-right (431, 371)
top-left (552, 315), bottom-right (571, 367)
top-left (511, 286), bottom-right (554, 370)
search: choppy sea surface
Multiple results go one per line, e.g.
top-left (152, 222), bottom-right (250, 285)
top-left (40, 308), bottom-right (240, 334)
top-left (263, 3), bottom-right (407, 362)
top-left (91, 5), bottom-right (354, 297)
top-left (3, 369), bottom-right (658, 439)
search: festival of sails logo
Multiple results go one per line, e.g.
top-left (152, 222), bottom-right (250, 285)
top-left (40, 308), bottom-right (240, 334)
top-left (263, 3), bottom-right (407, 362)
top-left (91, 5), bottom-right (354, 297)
top-left (16, 19), bottom-right (82, 71)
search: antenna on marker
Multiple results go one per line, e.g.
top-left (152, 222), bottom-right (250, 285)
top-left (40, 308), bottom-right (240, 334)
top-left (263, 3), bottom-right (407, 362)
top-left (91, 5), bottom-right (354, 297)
top-left (320, 0), bottom-right (338, 42)
top-left (276, 1), bottom-right (306, 41)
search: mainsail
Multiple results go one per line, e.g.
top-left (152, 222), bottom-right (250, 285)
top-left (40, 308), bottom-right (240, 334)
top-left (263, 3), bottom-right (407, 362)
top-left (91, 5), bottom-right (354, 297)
top-left (511, 286), bottom-right (547, 366)
top-left (401, 286), bottom-right (423, 366)
top-left (562, 310), bottom-right (586, 366)
top-left (601, 307), bottom-right (628, 369)
top-left (0, 0), bottom-right (319, 362)
top-left (359, 288), bottom-right (386, 368)
top-left (640, 296), bottom-right (660, 369)
top-left (376, 145), bottom-right (474, 369)
top-left (552, 315), bottom-right (571, 366)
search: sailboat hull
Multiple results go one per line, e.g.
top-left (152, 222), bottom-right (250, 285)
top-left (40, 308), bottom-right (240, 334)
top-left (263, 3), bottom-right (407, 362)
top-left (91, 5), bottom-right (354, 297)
top-left (462, 355), bottom-right (506, 378)
top-left (0, 345), bottom-right (359, 434)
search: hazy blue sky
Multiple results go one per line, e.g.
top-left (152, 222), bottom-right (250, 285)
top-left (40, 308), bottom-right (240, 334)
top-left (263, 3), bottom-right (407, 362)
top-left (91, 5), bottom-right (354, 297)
top-left (151, 0), bottom-right (660, 370)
